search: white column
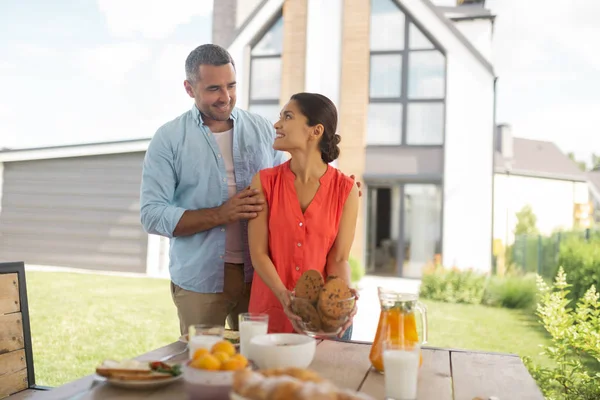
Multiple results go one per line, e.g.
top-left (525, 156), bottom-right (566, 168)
top-left (145, 234), bottom-right (161, 277)
top-left (305, 0), bottom-right (343, 169)
top-left (0, 162), bottom-right (4, 216)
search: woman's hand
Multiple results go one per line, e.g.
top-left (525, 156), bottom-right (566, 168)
top-left (276, 289), bottom-right (304, 334)
top-left (338, 288), bottom-right (360, 338)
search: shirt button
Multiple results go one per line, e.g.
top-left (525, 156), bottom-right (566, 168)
top-left (218, 154), bottom-right (222, 158)
top-left (222, 178), bottom-right (226, 182)
top-left (295, 266), bottom-right (300, 271)
top-left (219, 255), bottom-right (223, 259)
top-left (299, 222), bottom-right (303, 227)
top-left (221, 228), bottom-right (225, 232)
top-left (297, 243), bottom-right (302, 247)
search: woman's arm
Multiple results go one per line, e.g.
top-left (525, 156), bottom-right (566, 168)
top-left (325, 183), bottom-right (360, 285)
top-left (247, 172), bottom-right (302, 329)
top-left (325, 183), bottom-right (360, 338)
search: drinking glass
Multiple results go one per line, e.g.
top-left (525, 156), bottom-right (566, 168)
top-left (238, 313), bottom-right (269, 358)
top-left (188, 324), bottom-right (224, 359)
top-left (382, 340), bottom-right (421, 400)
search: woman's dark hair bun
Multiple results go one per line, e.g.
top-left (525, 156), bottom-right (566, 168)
top-left (290, 92), bottom-right (341, 163)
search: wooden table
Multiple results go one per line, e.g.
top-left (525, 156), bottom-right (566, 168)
top-left (28, 340), bottom-right (544, 400)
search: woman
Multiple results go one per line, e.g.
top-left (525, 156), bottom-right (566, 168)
top-left (248, 92), bottom-right (359, 339)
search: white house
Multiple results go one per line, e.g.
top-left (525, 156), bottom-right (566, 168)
top-left (493, 124), bottom-right (589, 248)
top-left (215, 0), bottom-right (496, 277)
top-left (0, 0), bottom-right (496, 279)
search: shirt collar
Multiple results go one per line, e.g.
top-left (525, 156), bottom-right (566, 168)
top-left (191, 104), bottom-right (238, 126)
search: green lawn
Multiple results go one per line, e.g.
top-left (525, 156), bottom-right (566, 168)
top-left (25, 271), bottom-right (551, 387)
top-left (423, 300), bottom-right (551, 366)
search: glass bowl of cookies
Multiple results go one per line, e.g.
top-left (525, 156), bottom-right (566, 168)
top-left (290, 271), bottom-right (356, 338)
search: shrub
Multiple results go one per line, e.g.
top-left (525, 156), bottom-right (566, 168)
top-left (523, 268), bottom-right (600, 400)
top-left (349, 257), bottom-right (364, 284)
top-left (558, 236), bottom-right (600, 302)
top-left (419, 266), bottom-right (487, 305)
top-left (482, 273), bottom-right (538, 310)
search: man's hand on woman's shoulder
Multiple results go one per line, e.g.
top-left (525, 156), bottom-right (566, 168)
top-left (217, 187), bottom-right (265, 223)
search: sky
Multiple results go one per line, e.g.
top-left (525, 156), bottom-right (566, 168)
top-left (0, 0), bottom-right (213, 149)
top-left (487, 0), bottom-right (600, 166)
top-left (0, 0), bottom-right (598, 166)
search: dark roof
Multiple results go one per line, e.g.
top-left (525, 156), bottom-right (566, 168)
top-left (495, 138), bottom-right (587, 182)
top-left (438, 5), bottom-right (495, 21)
top-left (0, 138), bottom-right (151, 154)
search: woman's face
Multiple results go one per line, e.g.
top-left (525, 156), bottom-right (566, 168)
top-left (272, 100), bottom-right (321, 152)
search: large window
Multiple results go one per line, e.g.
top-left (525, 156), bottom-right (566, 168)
top-left (248, 16), bottom-right (283, 124)
top-left (368, 0), bottom-right (446, 145)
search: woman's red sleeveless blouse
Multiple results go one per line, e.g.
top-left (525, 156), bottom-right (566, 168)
top-left (248, 160), bottom-right (354, 333)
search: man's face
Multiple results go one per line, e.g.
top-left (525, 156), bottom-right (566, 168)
top-left (184, 63), bottom-right (237, 122)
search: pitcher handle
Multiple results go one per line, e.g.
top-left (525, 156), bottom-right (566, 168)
top-left (415, 301), bottom-right (428, 344)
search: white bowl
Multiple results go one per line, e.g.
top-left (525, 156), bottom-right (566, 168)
top-left (183, 362), bottom-right (234, 400)
top-left (249, 333), bottom-right (316, 369)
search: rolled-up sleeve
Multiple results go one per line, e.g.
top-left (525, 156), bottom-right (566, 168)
top-left (140, 130), bottom-right (186, 238)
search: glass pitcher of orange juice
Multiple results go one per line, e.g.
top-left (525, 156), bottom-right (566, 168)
top-left (369, 288), bottom-right (428, 372)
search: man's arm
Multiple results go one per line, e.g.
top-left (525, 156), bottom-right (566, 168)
top-left (173, 188), bottom-right (264, 237)
top-left (140, 131), bottom-right (265, 238)
top-left (140, 131), bottom-right (187, 238)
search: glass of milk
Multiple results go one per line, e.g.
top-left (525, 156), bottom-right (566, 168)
top-left (382, 341), bottom-right (421, 400)
top-left (238, 313), bottom-right (269, 359)
top-left (188, 324), bottom-right (224, 359)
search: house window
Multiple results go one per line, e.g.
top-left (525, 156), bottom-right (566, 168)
top-left (248, 16), bottom-right (283, 124)
top-left (368, 0), bottom-right (446, 146)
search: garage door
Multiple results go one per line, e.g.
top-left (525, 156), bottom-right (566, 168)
top-left (0, 153), bottom-right (148, 273)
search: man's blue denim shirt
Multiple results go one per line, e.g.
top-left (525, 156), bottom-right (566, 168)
top-left (140, 105), bottom-right (285, 293)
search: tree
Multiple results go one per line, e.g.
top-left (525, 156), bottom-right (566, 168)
top-left (568, 152), bottom-right (587, 172)
top-left (591, 153), bottom-right (600, 171)
top-left (514, 205), bottom-right (539, 236)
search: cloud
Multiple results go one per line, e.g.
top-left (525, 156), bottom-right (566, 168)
top-left (487, 0), bottom-right (600, 160)
top-left (514, 103), bottom-right (600, 163)
top-left (97, 0), bottom-right (213, 39)
top-left (78, 43), bottom-right (151, 84)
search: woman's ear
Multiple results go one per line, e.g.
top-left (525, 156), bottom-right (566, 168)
top-left (312, 124), bottom-right (324, 139)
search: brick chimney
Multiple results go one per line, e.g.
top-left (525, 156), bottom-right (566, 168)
top-left (495, 124), bottom-right (513, 159)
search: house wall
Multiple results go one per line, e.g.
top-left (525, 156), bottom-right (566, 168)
top-left (392, 0), bottom-right (494, 273)
top-left (0, 162), bottom-right (3, 216)
top-left (0, 153), bottom-right (148, 273)
top-left (453, 18), bottom-right (493, 63)
top-left (494, 174), bottom-right (589, 246)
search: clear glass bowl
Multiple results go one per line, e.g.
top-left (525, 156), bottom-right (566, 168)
top-left (290, 292), bottom-right (355, 338)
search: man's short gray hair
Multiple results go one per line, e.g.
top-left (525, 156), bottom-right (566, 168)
top-left (185, 44), bottom-right (235, 82)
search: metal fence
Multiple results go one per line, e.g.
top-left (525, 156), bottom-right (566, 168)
top-left (510, 228), bottom-right (600, 279)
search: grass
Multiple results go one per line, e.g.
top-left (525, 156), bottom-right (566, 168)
top-left (422, 300), bottom-right (551, 367)
top-left (25, 271), bottom-right (552, 387)
top-left (26, 271), bottom-right (180, 387)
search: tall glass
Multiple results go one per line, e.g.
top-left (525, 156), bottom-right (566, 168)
top-left (238, 313), bottom-right (269, 358)
top-left (383, 341), bottom-right (421, 400)
top-left (188, 324), bottom-right (224, 359)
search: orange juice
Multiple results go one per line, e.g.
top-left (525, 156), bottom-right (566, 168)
top-left (369, 289), bottom-right (427, 372)
top-left (369, 308), bottom-right (422, 371)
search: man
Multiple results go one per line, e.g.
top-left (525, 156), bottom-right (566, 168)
top-left (140, 44), bottom-right (359, 335)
